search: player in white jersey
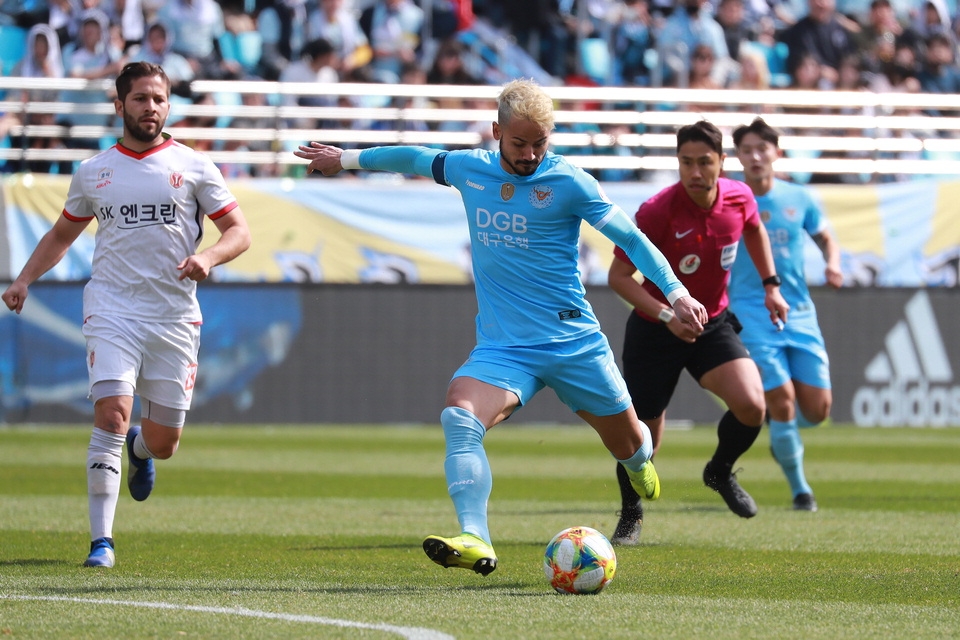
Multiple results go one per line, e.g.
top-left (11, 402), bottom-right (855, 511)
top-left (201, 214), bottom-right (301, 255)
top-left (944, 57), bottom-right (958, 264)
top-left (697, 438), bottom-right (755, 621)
top-left (730, 117), bottom-right (843, 512)
top-left (2, 62), bottom-right (251, 568)
top-left (295, 79), bottom-right (709, 576)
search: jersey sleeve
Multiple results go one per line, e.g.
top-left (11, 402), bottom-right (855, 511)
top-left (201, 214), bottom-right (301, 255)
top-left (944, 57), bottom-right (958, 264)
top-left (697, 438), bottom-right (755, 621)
top-left (62, 164), bottom-right (96, 221)
top-left (801, 188), bottom-right (827, 237)
top-left (197, 156), bottom-right (239, 219)
top-left (358, 146), bottom-right (448, 183)
top-left (599, 208), bottom-right (688, 303)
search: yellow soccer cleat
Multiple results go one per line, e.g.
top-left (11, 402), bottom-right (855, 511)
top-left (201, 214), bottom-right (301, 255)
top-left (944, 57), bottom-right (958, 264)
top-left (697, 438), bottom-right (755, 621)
top-left (627, 460), bottom-right (661, 501)
top-left (422, 533), bottom-right (498, 576)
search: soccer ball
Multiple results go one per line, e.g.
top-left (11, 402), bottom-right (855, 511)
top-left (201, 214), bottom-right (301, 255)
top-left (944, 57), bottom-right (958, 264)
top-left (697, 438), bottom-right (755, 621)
top-left (543, 526), bottom-right (617, 594)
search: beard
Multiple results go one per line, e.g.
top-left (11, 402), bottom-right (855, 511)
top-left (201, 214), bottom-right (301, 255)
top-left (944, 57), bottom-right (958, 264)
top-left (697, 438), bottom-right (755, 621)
top-left (498, 139), bottom-right (541, 177)
top-left (123, 110), bottom-right (165, 143)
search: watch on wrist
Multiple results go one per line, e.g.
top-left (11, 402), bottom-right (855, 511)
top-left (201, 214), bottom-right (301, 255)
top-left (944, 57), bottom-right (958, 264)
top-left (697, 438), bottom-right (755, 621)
top-left (657, 308), bottom-right (675, 324)
top-left (762, 275), bottom-right (782, 287)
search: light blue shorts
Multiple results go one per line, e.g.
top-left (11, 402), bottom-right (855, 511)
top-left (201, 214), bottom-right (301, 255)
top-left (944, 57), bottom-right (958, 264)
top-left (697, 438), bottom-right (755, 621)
top-left (453, 331), bottom-right (632, 416)
top-left (739, 314), bottom-right (831, 392)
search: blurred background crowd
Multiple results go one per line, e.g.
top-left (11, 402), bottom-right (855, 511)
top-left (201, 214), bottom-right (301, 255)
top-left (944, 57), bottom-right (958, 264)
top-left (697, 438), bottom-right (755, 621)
top-left (2, 0), bottom-right (960, 182)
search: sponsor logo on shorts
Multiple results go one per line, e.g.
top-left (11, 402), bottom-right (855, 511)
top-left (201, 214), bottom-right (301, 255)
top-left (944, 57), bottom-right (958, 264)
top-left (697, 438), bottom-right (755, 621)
top-left (558, 309), bottom-right (582, 320)
top-left (185, 363), bottom-right (198, 391)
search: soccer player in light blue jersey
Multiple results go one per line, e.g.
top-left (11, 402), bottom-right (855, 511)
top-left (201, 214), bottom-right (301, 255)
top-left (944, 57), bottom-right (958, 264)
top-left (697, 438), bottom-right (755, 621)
top-left (730, 117), bottom-right (843, 512)
top-left (295, 78), bottom-right (709, 575)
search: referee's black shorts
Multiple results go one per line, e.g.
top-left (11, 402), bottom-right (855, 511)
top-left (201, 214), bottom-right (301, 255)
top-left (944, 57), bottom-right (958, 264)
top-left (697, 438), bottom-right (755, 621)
top-left (621, 308), bottom-right (750, 420)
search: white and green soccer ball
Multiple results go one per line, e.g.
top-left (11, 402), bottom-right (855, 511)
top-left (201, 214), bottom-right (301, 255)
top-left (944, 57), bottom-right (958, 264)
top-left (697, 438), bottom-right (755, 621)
top-left (543, 526), bottom-right (617, 594)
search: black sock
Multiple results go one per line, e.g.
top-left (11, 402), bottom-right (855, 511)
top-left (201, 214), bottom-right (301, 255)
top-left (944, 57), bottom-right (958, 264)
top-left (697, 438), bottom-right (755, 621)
top-left (616, 462), bottom-right (642, 510)
top-left (710, 410), bottom-right (761, 470)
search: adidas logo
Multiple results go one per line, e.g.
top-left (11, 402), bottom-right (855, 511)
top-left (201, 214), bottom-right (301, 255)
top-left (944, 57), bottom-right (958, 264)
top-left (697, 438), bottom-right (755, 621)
top-left (852, 291), bottom-right (959, 427)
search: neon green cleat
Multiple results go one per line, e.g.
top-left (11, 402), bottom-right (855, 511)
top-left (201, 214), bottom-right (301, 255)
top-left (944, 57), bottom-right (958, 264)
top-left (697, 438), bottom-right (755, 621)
top-left (627, 460), bottom-right (661, 500)
top-left (422, 533), bottom-right (498, 576)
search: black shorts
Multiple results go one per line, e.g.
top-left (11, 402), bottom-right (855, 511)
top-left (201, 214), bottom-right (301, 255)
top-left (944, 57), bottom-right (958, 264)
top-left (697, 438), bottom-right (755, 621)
top-left (621, 308), bottom-right (750, 420)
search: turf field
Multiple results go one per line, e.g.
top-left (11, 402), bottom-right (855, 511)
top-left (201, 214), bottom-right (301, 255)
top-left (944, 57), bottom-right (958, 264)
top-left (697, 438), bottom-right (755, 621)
top-left (1, 423), bottom-right (958, 639)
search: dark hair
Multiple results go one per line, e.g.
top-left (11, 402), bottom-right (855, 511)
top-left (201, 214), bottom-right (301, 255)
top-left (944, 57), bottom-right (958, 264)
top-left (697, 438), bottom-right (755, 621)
top-left (732, 116), bottom-right (779, 148)
top-left (116, 61), bottom-right (171, 102)
top-left (676, 120), bottom-right (723, 155)
top-left (926, 32), bottom-right (954, 49)
top-left (303, 38), bottom-right (335, 60)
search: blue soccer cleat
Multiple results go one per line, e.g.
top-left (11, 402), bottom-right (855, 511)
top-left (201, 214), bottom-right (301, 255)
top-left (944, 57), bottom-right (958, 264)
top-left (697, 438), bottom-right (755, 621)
top-left (83, 537), bottom-right (115, 568)
top-left (126, 425), bottom-right (155, 501)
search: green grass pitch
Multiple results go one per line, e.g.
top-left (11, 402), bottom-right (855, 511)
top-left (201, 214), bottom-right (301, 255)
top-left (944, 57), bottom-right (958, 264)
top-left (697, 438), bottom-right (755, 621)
top-left (1, 423), bottom-right (958, 639)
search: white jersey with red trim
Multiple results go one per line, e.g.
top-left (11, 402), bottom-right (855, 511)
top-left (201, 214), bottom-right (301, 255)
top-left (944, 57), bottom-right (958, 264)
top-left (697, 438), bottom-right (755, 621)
top-left (64, 135), bottom-right (238, 323)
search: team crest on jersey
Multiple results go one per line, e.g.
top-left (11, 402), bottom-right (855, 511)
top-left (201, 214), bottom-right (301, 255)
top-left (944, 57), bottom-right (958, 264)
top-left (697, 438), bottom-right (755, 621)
top-left (679, 253), bottom-right (701, 274)
top-left (529, 185), bottom-right (554, 209)
top-left (97, 168), bottom-right (113, 181)
top-left (169, 171), bottom-right (184, 189)
top-left (761, 209), bottom-right (771, 223)
top-left (501, 183), bottom-right (515, 200)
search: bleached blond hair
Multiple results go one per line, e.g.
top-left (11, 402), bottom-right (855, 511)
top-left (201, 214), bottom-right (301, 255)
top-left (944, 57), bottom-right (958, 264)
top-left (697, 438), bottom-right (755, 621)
top-left (497, 79), bottom-right (555, 131)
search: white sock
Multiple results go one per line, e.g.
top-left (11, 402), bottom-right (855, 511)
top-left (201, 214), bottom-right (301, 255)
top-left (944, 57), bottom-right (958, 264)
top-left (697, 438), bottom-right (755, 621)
top-left (131, 426), bottom-right (157, 460)
top-left (87, 428), bottom-right (125, 541)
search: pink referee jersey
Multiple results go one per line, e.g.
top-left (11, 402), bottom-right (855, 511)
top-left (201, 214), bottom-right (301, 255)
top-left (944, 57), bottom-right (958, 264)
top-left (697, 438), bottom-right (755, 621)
top-left (614, 178), bottom-right (759, 321)
top-left (63, 135), bottom-right (238, 323)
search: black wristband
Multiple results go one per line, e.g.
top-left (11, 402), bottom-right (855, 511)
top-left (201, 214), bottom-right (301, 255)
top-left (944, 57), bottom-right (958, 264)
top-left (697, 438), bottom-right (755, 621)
top-left (762, 275), bottom-right (782, 287)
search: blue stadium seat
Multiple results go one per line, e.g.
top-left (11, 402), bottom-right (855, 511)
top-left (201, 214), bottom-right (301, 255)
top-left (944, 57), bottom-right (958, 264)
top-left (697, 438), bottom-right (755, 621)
top-left (741, 40), bottom-right (790, 88)
top-left (235, 31), bottom-right (263, 74)
top-left (218, 32), bottom-right (239, 66)
top-left (219, 31), bottom-right (263, 75)
top-left (580, 38), bottom-right (612, 85)
top-left (0, 24), bottom-right (27, 76)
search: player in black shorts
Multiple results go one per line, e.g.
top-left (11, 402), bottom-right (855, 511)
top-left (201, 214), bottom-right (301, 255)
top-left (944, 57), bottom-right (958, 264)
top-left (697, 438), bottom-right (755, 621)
top-left (608, 121), bottom-right (789, 544)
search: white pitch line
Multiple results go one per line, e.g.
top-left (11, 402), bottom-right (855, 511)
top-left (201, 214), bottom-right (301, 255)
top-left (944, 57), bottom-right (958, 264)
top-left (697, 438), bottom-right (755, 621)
top-left (1, 595), bottom-right (455, 640)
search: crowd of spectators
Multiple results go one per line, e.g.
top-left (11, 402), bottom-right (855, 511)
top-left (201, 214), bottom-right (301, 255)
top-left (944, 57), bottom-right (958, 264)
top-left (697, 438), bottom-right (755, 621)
top-left (2, 0), bottom-right (960, 182)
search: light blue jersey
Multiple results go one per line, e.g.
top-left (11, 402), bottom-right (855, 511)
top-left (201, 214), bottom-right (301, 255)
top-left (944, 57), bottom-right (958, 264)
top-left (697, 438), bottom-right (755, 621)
top-left (728, 178), bottom-right (830, 391)
top-left (358, 146), bottom-right (686, 347)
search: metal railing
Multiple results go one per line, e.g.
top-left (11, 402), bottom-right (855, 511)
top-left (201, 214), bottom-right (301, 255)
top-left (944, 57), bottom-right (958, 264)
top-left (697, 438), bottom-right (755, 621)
top-left (3, 77), bottom-right (960, 179)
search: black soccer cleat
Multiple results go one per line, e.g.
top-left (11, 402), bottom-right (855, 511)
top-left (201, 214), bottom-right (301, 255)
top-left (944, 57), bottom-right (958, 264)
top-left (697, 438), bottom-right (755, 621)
top-left (611, 501), bottom-right (644, 546)
top-left (792, 492), bottom-right (818, 512)
top-left (703, 462), bottom-right (758, 518)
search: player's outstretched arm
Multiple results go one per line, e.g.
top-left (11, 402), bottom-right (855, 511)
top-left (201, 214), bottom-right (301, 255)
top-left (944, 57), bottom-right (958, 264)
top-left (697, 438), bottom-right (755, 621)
top-left (2, 215), bottom-right (88, 314)
top-left (294, 142), bottom-right (346, 176)
top-left (295, 144), bottom-right (446, 180)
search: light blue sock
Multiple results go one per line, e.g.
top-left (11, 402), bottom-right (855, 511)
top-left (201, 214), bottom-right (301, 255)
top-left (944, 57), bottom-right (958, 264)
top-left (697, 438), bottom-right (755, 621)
top-left (440, 406), bottom-right (492, 544)
top-left (615, 422), bottom-right (654, 473)
top-left (769, 419), bottom-right (811, 497)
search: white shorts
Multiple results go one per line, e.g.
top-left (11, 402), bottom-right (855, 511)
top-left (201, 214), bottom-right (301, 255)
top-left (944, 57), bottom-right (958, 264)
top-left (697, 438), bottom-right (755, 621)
top-left (82, 314), bottom-right (201, 410)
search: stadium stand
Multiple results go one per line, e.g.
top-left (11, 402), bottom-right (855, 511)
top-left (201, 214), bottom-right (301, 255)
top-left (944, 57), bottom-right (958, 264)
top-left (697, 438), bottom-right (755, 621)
top-left (3, 0), bottom-right (960, 184)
